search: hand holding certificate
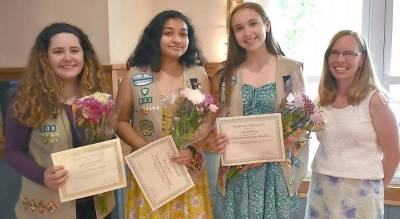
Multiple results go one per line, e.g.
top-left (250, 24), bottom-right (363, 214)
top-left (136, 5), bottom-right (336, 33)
top-left (125, 136), bottom-right (194, 211)
top-left (216, 113), bottom-right (285, 166)
top-left (51, 139), bottom-right (127, 202)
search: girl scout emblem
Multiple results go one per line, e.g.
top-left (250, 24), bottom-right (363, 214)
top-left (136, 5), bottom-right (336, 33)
top-left (139, 87), bottom-right (152, 104)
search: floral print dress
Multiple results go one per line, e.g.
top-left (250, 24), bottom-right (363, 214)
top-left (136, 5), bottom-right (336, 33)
top-left (124, 94), bottom-right (214, 219)
top-left (213, 83), bottom-right (298, 219)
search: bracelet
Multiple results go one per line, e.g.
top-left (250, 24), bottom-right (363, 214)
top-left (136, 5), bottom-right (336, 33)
top-left (187, 145), bottom-right (197, 157)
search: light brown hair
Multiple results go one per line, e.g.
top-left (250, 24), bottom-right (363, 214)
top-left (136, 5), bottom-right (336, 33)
top-left (318, 30), bottom-right (381, 106)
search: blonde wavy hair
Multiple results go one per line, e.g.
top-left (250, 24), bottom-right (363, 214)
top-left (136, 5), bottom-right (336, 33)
top-left (319, 30), bottom-right (382, 106)
top-left (13, 22), bottom-right (109, 127)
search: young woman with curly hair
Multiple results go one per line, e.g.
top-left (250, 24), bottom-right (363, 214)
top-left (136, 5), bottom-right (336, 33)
top-left (5, 22), bottom-right (111, 219)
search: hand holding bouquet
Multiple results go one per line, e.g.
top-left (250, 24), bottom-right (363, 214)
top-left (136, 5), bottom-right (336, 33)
top-left (227, 92), bottom-right (324, 180)
top-left (280, 92), bottom-right (324, 166)
top-left (73, 92), bottom-right (117, 215)
top-left (170, 88), bottom-right (218, 179)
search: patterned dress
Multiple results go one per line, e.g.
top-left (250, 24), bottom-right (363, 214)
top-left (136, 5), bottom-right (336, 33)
top-left (124, 94), bottom-right (214, 219)
top-left (213, 83), bottom-right (298, 219)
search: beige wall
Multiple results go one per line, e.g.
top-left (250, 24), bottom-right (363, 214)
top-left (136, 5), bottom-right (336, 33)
top-left (0, 0), bottom-right (227, 67)
top-left (0, 0), bottom-right (110, 67)
top-left (108, 0), bottom-right (227, 64)
top-left (153, 0), bottom-right (227, 62)
top-left (108, 0), bottom-right (156, 65)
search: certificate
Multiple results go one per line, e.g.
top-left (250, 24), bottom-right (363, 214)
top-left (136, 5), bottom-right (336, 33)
top-left (125, 136), bottom-right (194, 211)
top-left (51, 138), bottom-right (127, 202)
top-left (216, 113), bottom-right (285, 166)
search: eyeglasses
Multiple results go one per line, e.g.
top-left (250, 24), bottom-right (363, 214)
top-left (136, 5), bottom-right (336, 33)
top-left (328, 50), bottom-right (364, 60)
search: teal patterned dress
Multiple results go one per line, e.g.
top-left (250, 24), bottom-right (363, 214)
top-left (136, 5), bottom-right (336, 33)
top-left (213, 82), bottom-right (298, 219)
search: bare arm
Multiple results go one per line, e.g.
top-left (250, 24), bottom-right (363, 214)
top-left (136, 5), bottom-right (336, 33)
top-left (370, 92), bottom-right (400, 186)
top-left (116, 71), bottom-right (149, 150)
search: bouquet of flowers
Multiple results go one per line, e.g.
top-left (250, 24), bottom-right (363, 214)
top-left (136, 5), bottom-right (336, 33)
top-left (226, 92), bottom-right (324, 180)
top-left (280, 92), bottom-right (324, 166)
top-left (73, 92), bottom-right (117, 215)
top-left (74, 92), bottom-right (117, 145)
top-left (171, 88), bottom-right (218, 179)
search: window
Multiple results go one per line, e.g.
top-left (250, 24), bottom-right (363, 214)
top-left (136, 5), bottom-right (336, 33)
top-left (390, 0), bottom-right (400, 76)
top-left (249, 0), bottom-right (400, 185)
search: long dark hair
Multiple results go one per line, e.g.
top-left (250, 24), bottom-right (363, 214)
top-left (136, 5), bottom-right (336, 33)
top-left (217, 2), bottom-right (284, 106)
top-left (126, 10), bottom-right (204, 71)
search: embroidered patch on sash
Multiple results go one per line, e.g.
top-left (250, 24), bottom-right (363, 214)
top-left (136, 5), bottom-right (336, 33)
top-left (139, 120), bottom-right (154, 136)
top-left (40, 133), bottom-right (60, 145)
top-left (141, 87), bottom-right (149, 96)
top-left (139, 106), bottom-right (160, 115)
top-left (189, 78), bottom-right (199, 89)
top-left (40, 125), bottom-right (56, 132)
top-left (139, 97), bottom-right (152, 105)
top-left (22, 197), bottom-right (57, 214)
top-left (283, 75), bottom-right (292, 94)
top-left (132, 73), bottom-right (153, 86)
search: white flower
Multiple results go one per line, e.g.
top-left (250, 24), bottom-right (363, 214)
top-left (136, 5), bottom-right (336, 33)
top-left (183, 88), bottom-right (205, 105)
top-left (92, 92), bottom-right (111, 104)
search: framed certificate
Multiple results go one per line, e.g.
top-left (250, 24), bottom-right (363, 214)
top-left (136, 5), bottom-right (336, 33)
top-left (216, 113), bottom-right (285, 166)
top-left (51, 138), bottom-right (127, 202)
top-left (125, 136), bottom-right (194, 211)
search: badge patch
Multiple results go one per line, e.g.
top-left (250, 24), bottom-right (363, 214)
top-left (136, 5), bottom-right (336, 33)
top-left (139, 97), bottom-right (152, 104)
top-left (139, 106), bottom-right (160, 114)
top-left (139, 120), bottom-right (154, 136)
top-left (141, 87), bottom-right (149, 96)
top-left (40, 125), bottom-right (56, 132)
top-left (132, 74), bottom-right (153, 86)
top-left (40, 133), bottom-right (60, 144)
top-left (283, 75), bottom-right (292, 94)
top-left (189, 78), bottom-right (199, 89)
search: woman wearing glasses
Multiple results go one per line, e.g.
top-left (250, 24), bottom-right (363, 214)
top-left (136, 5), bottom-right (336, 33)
top-left (305, 30), bottom-right (400, 218)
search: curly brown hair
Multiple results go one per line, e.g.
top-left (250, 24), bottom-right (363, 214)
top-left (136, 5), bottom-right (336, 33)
top-left (13, 22), bottom-right (109, 127)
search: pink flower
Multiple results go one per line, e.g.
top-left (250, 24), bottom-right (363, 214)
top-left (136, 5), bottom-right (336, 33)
top-left (293, 92), bottom-right (305, 108)
top-left (209, 104), bottom-right (218, 113)
top-left (74, 92), bottom-right (116, 144)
